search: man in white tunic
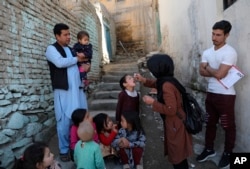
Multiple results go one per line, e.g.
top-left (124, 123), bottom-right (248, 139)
top-left (45, 23), bottom-right (88, 161)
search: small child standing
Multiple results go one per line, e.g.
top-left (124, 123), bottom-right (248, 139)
top-left (73, 31), bottom-right (92, 91)
top-left (12, 142), bottom-right (61, 169)
top-left (93, 113), bottom-right (118, 157)
top-left (111, 111), bottom-right (146, 169)
top-left (116, 74), bottom-right (140, 127)
top-left (74, 121), bottom-right (105, 169)
top-left (70, 108), bottom-right (99, 161)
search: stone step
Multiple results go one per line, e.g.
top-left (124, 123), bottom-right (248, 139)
top-left (89, 110), bottom-right (116, 120)
top-left (98, 82), bottom-right (140, 91)
top-left (102, 75), bottom-right (123, 82)
top-left (104, 61), bottom-right (137, 66)
top-left (103, 64), bottom-right (138, 72)
top-left (89, 99), bottom-right (117, 111)
top-left (103, 68), bottom-right (138, 74)
top-left (98, 82), bottom-right (120, 91)
top-left (103, 62), bottom-right (137, 68)
top-left (94, 90), bottom-right (120, 99)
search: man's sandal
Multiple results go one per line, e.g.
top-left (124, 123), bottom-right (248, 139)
top-left (59, 153), bottom-right (71, 162)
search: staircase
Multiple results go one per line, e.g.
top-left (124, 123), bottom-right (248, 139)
top-left (88, 56), bottom-right (140, 121)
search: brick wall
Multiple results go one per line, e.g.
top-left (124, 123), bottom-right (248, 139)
top-left (0, 0), bottom-right (113, 168)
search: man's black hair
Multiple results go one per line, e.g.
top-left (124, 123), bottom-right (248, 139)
top-left (53, 23), bottom-right (69, 36)
top-left (212, 20), bottom-right (232, 34)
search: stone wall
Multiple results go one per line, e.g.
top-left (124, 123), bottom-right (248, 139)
top-left (0, 0), bottom-right (112, 168)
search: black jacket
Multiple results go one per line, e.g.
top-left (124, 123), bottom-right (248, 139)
top-left (47, 42), bottom-right (74, 90)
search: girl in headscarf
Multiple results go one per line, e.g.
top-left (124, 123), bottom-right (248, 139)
top-left (134, 54), bottom-right (193, 169)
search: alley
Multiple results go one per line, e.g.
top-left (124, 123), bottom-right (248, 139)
top-left (0, 1), bottom-right (248, 169)
top-left (49, 54), bottom-right (227, 169)
top-left (49, 54), bottom-right (139, 169)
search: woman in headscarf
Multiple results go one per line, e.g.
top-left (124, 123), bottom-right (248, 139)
top-left (134, 54), bottom-right (193, 169)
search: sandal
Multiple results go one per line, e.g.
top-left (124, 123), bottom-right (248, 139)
top-left (59, 153), bottom-right (70, 162)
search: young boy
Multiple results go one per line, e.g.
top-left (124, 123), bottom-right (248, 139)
top-left (116, 74), bottom-right (140, 127)
top-left (74, 121), bottom-right (105, 169)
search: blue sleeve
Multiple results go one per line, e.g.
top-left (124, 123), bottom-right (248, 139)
top-left (45, 45), bottom-right (77, 68)
top-left (111, 128), bottom-right (125, 148)
top-left (129, 131), bottom-right (146, 148)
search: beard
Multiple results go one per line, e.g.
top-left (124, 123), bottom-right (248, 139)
top-left (213, 40), bottom-right (219, 45)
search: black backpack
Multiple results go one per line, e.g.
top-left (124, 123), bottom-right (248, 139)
top-left (156, 77), bottom-right (204, 135)
top-left (181, 92), bottom-right (204, 134)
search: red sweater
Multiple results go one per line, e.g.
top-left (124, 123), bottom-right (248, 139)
top-left (98, 130), bottom-right (117, 146)
top-left (116, 90), bottom-right (139, 122)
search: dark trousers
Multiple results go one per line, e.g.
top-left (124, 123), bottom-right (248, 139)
top-left (119, 147), bottom-right (143, 165)
top-left (205, 92), bottom-right (236, 152)
top-left (173, 159), bottom-right (189, 169)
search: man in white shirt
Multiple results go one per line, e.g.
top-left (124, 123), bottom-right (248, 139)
top-left (197, 20), bottom-right (237, 169)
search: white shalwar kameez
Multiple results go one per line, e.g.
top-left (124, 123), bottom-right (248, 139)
top-left (46, 45), bottom-right (87, 154)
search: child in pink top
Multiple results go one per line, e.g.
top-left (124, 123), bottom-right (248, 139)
top-left (70, 108), bottom-right (99, 161)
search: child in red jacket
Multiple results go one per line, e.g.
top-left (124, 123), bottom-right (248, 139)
top-left (93, 113), bottom-right (118, 157)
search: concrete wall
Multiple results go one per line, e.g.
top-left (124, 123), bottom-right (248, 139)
top-left (0, 0), bottom-right (115, 168)
top-left (92, 2), bottom-right (117, 63)
top-left (158, 0), bottom-right (250, 152)
top-left (99, 0), bottom-right (160, 55)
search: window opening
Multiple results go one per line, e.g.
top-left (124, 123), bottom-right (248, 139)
top-left (223, 0), bottom-right (237, 10)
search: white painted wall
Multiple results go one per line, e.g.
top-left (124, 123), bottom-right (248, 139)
top-left (158, 0), bottom-right (250, 152)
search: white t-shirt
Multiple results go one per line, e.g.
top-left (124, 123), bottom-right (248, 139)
top-left (201, 44), bottom-right (237, 95)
